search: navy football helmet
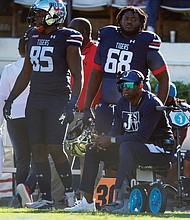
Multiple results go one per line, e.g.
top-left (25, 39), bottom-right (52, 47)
top-left (27, 0), bottom-right (67, 29)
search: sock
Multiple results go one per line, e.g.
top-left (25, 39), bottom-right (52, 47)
top-left (35, 161), bottom-right (52, 200)
top-left (54, 160), bottom-right (73, 193)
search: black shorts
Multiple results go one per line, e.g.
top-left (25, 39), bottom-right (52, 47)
top-left (25, 97), bottom-right (68, 145)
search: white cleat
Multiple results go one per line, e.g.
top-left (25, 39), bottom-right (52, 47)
top-left (64, 196), bottom-right (96, 212)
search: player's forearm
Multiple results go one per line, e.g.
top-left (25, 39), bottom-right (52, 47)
top-left (71, 76), bottom-right (82, 98)
top-left (7, 71), bottom-right (30, 103)
top-left (156, 70), bottom-right (170, 104)
top-left (84, 69), bottom-right (102, 108)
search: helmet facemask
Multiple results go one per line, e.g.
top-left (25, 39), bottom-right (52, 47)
top-left (27, 7), bottom-right (36, 27)
top-left (35, 9), bottom-right (46, 28)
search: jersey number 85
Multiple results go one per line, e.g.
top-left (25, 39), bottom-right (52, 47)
top-left (30, 46), bottom-right (54, 72)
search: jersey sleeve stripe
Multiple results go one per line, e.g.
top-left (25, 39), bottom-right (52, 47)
top-left (69, 34), bottom-right (83, 39)
top-left (93, 63), bottom-right (101, 70)
top-left (152, 64), bottom-right (167, 75)
top-left (149, 45), bottom-right (160, 50)
top-left (97, 31), bottom-right (100, 42)
top-left (149, 39), bottom-right (161, 50)
top-left (150, 42), bottom-right (160, 46)
top-left (67, 34), bottom-right (83, 46)
top-left (67, 39), bottom-right (82, 46)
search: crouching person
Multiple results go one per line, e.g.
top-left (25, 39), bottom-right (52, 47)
top-left (64, 70), bottom-right (175, 213)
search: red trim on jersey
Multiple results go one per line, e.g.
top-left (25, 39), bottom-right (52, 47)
top-left (150, 42), bottom-right (160, 47)
top-left (93, 63), bottom-right (101, 70)
top-left (152, 64), bottom-right (167, 75)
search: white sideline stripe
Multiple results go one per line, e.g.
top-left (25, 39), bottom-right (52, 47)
top-left (2, 168), bottom-right (16, 173)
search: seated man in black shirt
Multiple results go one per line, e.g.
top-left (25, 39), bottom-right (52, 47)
top-left (64, 69), bottom-right (174, 213)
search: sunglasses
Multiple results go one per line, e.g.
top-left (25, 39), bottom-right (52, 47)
top-left (120, 82), bottom-right (135, 89)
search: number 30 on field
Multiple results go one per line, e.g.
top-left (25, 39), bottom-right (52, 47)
top-left (94, 178), bottom-right (116, 210)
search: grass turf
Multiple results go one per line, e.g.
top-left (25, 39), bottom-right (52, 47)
top-left (0, 208), bottom-right (190, 220)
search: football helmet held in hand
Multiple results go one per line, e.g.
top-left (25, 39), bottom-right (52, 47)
top-left (65, 119), bottom-right (95, 157)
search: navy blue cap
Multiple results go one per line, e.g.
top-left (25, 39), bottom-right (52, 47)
top-left (117, 69), bottom-right (145, 85)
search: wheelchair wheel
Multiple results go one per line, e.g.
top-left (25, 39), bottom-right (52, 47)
top-left (129, 185), bottom-right (148, 213)
top-left (147, 183), bottom-right (167, 213)
top-left (164, 184), bottom-right (185, 211)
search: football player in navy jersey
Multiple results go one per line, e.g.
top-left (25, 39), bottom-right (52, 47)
top-left (64, 69), bottom-right (174, 212)
top-left (3, 0), bottom-right (83, 209)
top-left (82, 6), bottom-right (170, 135)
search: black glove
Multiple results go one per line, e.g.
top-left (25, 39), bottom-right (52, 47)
top-left (59, 96), bottom-right (77, 124)
top-left (65, 101), bottom-right (76, 124)
top-left (3, 99), bottom-right (13, 120)
top-left (82, 108), bottom-right (95, 126)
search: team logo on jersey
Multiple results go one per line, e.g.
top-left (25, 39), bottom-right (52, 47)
top-left (130, 40), bottom-right (135, 44)
top-left (37, 39), bottom-right (50, 46)
top-left (50, 35), bottom-right (56, 39)
top-left (122, 111), bottom-right (140, 132)
top-left (32, 34), bottom-right (39, 38)
top-left (116, 42), bottom-right (129, 50)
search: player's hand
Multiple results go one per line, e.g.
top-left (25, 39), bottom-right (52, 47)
top-left (3, 99), bottom-right (13, 120)
top-left (90, 133), bottom-right (110, 151)
top-left (65, 101), bottom-right (76, 123)
top-left (82, 108), bottom-right (95, 126)
top-left (96, 134), bottom-right (111, 150)
top-left (59, 96), bottom-right (78, 124)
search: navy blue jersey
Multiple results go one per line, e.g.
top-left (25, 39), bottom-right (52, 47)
top-left (109, 90), bottom-right (173, 146)
top-left (27, 27), bottom-right (82, 98)
top-left (95, 25), bottom-right (165, 104)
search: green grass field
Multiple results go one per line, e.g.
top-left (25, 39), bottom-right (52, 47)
top-left (0, 208), bottom-right (190, 220)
